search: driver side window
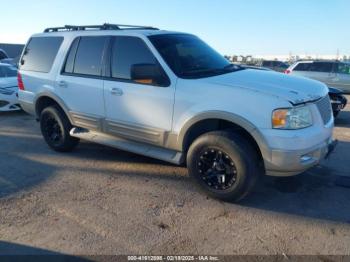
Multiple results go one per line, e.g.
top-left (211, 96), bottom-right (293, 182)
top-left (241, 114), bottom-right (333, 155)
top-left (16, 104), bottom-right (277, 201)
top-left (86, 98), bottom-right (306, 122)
top-left (111, 36), bottom-right (157, 80)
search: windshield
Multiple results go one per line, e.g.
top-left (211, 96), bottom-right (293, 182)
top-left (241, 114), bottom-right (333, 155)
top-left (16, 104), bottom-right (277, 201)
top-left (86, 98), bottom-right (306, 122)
top-left (149, 34), bottom-right (244, 79)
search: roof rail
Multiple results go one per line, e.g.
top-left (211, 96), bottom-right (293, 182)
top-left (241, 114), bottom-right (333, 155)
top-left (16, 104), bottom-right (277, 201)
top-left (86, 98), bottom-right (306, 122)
top-left (43, 23), bottom-right (159, 33)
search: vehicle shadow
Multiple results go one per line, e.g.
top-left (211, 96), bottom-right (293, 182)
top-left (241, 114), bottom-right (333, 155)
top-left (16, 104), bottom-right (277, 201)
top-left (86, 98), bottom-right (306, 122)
top-left (241, 151), bottom-right (350, 224)
top-left (0, 241), bottom-right (90, 261)
top-left (1, 111), bottom-right (350, 224)
top-left (0, 150), bottom-right (56, 199)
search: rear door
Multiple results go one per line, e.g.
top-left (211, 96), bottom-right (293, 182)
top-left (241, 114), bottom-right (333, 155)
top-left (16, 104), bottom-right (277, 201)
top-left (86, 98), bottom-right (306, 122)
top-left (56, 36), bottom-right (109, 130)
top-left (306, 62), bottom-right (334, 85)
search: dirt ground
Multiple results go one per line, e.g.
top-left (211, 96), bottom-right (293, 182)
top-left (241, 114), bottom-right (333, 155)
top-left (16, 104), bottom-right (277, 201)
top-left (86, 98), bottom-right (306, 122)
top-left (0, 96), bottom-right (349, 256)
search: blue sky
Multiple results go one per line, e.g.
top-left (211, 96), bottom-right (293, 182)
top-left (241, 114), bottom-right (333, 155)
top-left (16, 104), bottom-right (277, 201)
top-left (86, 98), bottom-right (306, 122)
top-left (1, 0), bottom-right (349, 55)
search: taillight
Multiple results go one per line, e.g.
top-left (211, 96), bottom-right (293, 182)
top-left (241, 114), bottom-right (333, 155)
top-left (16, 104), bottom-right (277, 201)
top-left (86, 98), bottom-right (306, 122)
top-left (17, 72), bottom-right (25, 90)
top-left (284, 69), bottom-right (291, 74)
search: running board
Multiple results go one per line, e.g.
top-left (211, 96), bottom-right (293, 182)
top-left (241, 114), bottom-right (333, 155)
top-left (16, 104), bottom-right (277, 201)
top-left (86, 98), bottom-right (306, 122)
top-left (70, 128), bottom-right (183, 165)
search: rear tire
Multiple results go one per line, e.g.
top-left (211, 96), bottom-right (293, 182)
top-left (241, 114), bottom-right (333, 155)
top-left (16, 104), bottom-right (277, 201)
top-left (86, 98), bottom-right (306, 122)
top-left (187, 131), bottom-right (262, 202)
top-left (40, 106), bottom-right (79, 152)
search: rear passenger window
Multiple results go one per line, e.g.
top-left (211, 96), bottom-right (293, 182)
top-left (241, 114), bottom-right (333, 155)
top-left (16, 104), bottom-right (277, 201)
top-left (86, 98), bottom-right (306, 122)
top-left (336, 63), bottom-right (350, 75)
top-left (73, 36), bottom-right (107, 76)
top-left (309, 62), bottom-right (334, 72)
top-left (294, 63), bottom-right (312, 71)
top-left (20, 37), bottom-right (63, 73)
top-left (111, 36), bottom-right (157, 80)
top-left (63, 38), bottom-right (80, 74)
top-left (262, 61), bottom-right (271, 67)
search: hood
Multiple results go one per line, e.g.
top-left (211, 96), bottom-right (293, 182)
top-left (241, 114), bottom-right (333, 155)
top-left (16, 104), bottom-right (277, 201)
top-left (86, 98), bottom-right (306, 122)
top-left (204, 69), bottom-right (328, 104)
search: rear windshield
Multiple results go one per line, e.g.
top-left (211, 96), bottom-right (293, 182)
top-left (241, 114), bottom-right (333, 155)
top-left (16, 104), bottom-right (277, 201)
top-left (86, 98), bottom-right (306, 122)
top-left (20, 37), bottom-right (63, 73)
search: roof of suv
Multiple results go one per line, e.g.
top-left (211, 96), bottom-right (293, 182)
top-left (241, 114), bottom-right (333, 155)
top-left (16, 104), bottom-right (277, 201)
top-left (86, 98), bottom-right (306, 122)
top-left (32, 24), bottom-right (185, 38)
top-left (31, 29), bottom-right (187, 40)
top-left (295, 60), bottom-right (339, 63)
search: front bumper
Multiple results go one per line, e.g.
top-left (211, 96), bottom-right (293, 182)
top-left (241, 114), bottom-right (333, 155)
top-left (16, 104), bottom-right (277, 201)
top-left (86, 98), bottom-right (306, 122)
top-left (265, 137), bottom-right (336, 177)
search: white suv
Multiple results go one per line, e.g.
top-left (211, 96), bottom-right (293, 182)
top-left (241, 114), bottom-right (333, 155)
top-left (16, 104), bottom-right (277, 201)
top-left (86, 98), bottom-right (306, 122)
top-left (18, 24), bottom-right (335, 201)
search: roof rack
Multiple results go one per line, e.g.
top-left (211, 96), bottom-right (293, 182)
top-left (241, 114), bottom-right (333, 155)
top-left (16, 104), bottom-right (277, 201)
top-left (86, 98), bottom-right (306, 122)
top-left (44, 23), bottom-right (159, 33)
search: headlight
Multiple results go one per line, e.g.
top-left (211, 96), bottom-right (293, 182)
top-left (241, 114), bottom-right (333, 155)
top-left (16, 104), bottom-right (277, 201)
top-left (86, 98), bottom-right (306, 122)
top-left (272, 106), bottom-right (313, 129)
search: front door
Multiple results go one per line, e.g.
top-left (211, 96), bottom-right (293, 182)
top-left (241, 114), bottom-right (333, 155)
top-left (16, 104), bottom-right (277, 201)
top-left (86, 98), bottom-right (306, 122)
top-left (103, 36), bottom-right (175, 145)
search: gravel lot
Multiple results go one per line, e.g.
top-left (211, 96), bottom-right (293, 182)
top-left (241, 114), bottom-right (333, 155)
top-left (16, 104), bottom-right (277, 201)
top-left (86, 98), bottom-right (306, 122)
top-left (0, 96), bottom-right (350, 256)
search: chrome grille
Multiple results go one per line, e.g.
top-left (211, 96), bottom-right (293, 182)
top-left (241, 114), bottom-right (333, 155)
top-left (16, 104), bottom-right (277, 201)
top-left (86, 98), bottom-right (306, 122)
top-left (315, 95), bottom-right (332, 125)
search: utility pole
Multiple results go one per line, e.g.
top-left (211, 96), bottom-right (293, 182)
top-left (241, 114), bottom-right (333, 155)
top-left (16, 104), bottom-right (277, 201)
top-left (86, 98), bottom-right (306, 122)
top-left (336, 49), bottom-right (339, 60)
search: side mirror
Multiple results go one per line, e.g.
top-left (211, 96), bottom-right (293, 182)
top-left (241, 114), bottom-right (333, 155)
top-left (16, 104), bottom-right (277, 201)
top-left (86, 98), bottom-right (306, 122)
top-left (130, 63), bottom-right (169, 86)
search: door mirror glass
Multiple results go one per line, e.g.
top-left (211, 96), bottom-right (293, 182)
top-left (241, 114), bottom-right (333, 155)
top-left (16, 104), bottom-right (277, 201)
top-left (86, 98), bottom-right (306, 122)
top-left (131, 63), bottom-right (169, 86)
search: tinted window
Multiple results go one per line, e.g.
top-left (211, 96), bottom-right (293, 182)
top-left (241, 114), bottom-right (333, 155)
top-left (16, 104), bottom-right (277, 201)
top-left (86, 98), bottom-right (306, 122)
top-left (309, 62), bottom-right (334, 72)
top-left (262, 61), bottom-right (272, 67)
top-left (63, 37), bottom-right (80, 74)
top-left (0, 50), bottom-right (8, 60)
top-left (150, 34), bottom-right (240, 79)
top-left (294, 62), bottom-right (312, 71)
top-left (111, 36), bottom-right (157, 80)
top-left (20, 37), bottom-right (63, 72)
top-left (336, 63), bottom-right (350, 75)
top-left (73, 36), bottom-right (107, 76)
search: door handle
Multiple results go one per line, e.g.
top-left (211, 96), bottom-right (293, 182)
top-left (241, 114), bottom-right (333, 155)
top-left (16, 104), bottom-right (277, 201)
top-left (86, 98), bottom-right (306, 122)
top-left (110, 87), bottom-right (123, 96)
top-left (58, 81), bottom-right (68, 88)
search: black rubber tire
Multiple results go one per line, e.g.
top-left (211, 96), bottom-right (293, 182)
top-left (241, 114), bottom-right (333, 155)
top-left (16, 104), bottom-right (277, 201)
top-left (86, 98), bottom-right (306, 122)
top-left (333, 110), bottom-right (339, 118)
top-left (40, 105), bottom-right (79, 152)
top-left (187, 131), bottom-right (262, 202)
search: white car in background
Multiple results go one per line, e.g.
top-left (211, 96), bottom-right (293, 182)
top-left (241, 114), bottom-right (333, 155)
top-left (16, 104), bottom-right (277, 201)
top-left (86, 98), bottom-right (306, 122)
top-left (0, 63), bottom-right (20, 111)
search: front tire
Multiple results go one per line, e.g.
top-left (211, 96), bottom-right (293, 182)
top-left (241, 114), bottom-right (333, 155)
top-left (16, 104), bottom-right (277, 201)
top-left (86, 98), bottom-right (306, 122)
top-left (40, 106), bottom-right (79, 152)
top-left (187, 131), bottom-right (262, 202)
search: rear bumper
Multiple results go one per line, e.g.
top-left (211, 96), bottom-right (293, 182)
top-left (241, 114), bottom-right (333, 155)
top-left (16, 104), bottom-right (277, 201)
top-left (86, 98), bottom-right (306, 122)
top-left (19, 100), bottom-right (35, 115)
top-left (265, 137), bottom-right (336, 177)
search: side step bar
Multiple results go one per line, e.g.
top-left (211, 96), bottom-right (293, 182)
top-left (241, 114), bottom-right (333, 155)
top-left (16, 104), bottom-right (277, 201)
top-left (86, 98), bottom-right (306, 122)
top-left (70, 128), bottom-right (184, 165)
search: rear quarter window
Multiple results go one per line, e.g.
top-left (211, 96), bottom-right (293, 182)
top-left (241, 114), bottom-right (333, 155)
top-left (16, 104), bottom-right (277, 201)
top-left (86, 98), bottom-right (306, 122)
top-left (20, 37), bottom-right (63, 73)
